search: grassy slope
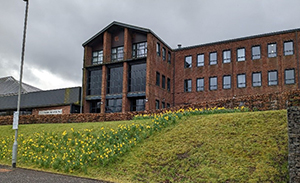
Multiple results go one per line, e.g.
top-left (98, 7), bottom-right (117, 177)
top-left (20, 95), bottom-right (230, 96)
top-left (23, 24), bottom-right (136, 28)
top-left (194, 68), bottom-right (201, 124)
top-left (0, 110), bottom-right (288, 182)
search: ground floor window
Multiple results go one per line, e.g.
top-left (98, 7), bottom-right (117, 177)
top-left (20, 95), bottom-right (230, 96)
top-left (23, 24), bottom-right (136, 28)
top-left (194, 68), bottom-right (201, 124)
top-left (90, 100), bottom-right (101, 113)
top-left (130, 98), bottom-right (145, 112)
top-left (106, 99), bottom-right (122, 113)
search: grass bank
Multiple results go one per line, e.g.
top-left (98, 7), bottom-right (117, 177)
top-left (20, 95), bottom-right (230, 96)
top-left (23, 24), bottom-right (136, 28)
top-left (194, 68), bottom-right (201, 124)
top-left (0, 110), bottom-right (288, 182)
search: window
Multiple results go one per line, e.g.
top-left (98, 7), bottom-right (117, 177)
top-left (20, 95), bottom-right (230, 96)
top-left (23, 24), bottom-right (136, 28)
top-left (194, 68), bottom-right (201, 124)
top-left (223, 75), bottom-right (231, 89)
top-left (252, 45), bottom-right (261, 60)
top-left (162, 102), bottom-right (165, 109)
top-left (88, 69), bottom-right (102, 95)
top-left (155, 100), bottom-right (160, 109)
top-left (131, 98), bottom-right (145, 111)
top-left (184, 79), bottom-right (192, 92)
top-left (157, 43), bottom-right (161, 56)
top-left (167, 78), bottom-right (170, 91)
top-left (209, 52), bottom-right (217, 65)
top-left (92, 50), bottom-right (103, 65)
top-left (237, 48), bottom-right (245, 61)
top-left (268, 43), bottom-right (277, 57)
top-left (237, 74), bottom-right (246, 88)
top-left (223, 50), bottom-right (231, 63)
top-left (209, 77), bottom-right (217, 90)
top-left (196, 78), bottom-right (204, 91)
top-left (285, 69), bottom-right (295, 84)
top-left (162, 75), bottom-right (166, 89)
top-left (106, 99), bottom-right (122, 113)
top-left (107, 66), bottom-right (123, 94)
top-left (156, 72), bottom-right (160, 86)
top-left (128, 63), bottom-right (146, 92)
top-left (185, 56), bottom-right (192, 68)
top-left (111, 46), bottom-right (124, 61)
top-left (162, 47), bottom-right (166, 60)
top-left (197, 54), bottom-right (204, 66)
top-left (284, 41), bottom-right (294, 56)
top-left (268, 71), bottom-right (278, 86)
top-left (168, 51), bottom-right (171, 63)
top-left (167, 103), bottom-right (170, 108)
top-left (132, 42), bottom-right (147, 58)
top-left (90, 100), bottom-right (101, 113)
top-left (252, 72), bottom-right (261, 87)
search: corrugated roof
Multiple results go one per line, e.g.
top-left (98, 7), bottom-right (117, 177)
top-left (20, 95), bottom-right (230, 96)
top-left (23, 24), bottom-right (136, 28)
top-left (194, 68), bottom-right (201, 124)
top-left (0, 87), bottom-right (81, 110)
top-left (0, 76), bottom-right (41, 96)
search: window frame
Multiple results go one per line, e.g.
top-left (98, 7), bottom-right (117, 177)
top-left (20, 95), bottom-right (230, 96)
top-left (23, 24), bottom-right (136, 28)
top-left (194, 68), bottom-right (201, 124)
top-left (209, 52), bottom-right (217, 65)
top-left (92, 50), bottom-right (103, 65)
top-left (184, 79), bottom-right (192, 92)
top-left (223, 75), bottom-right (231, 89)
top-left (132, 42), bottom-right (147, 58)
top-left (285, 69), bottom-right (295, 84)
top-left (223, 50), bottom-right (231, 63)
top-left (111, 46), bottom-right (124, 62)
top-left (155, 100), bottom-right (160, 109)
top-left (162, 47), bottom-right (166, 61)
top-left (162, 75), bottom-right (166, 89)
top-left (197, 53), bottom-right (204, 67)
top-left (237, 73), bottom-right (246, 88)
top-left (196, 78), bottom-right (204, 91)
top-left (252, 72), bottom-right (262, 87)
top-left (167, 78), bottom-right (171, 92)
top-left (237, 48), bottom-right (246, 62)
top-left (284, 41), bottom-right (294, 56)
top-left (209, 76), bottom-right (217, 90)
top-left (268, 43), bottom-right (277, 58)
top-left (156, 72), bottom-right (160, 86)
top-left (184, 55), bottom-right (192, 68)
top-left (168, 51), bottom-right (171, 63)
top-left (156, 42), bottom-right (161, 56)
top-left (252, 45), bottom-right (261, 60)
top-left (268, 70), bottom-right (278, 86)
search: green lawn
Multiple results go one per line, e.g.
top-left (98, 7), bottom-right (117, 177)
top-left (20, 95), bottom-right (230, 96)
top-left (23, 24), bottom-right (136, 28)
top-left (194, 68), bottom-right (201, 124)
top-left (0, 110), bottom-right (288, 182)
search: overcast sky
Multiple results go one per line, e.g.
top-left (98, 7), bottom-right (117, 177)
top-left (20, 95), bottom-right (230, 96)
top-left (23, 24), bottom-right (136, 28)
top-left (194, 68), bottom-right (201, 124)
top-left (1, 0), bottom-right (300, 90)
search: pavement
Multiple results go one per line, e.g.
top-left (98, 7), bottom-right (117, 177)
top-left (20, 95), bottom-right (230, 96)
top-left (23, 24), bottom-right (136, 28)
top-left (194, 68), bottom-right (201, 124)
top-left (0, 164), bottom-right (111, 183)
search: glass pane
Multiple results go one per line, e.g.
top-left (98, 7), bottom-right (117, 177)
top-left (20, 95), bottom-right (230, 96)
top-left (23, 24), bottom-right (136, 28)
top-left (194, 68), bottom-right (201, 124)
top-left (185, 56), bottom-right (192, 68)
top-left (238, 74), bottom-right (246, 88)
top-left (285, 70), bottom-right (295, 84)
top-left (210, 77), bottom-right (217, 90)
top-left (284, 41), bottom-right (293, 55)
top-left (223, 76), bottom-right (231, 89)
top-left (223, 51), bottom-right (231, 63)
top-left (252, 46), bottom-right (260, 60)
top-left (252, 73), bottom-right (261, 87)
top-left (210, 52), bottom-right (217, 65)
top-left (268, 71), bottom-right (278, 85)
top-left (237, 48), bottom-right (245, 61)
top-left (268, 43), bottom-right (277, 57)
top-left (197, 78), bottom-right (204, 91)
top-left (197, 54), bottom-right (204, 66)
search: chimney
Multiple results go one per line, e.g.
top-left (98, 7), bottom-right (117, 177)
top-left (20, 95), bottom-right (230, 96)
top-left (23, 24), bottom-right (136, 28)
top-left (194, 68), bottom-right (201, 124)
top-left (177, 44), bottom-right (182, 49)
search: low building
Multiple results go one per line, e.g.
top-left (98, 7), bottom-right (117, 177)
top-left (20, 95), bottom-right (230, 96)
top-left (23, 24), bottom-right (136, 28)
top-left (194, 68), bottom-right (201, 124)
top-left (0, 76), bottom-right (41, 96)
top-left (0, 87), bottom-right (81, 116)
top-left (82, 21), bottom-right (300, 113)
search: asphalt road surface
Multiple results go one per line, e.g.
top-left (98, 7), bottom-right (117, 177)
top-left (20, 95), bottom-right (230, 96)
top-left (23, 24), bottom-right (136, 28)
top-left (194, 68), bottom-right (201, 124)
top-left (0, 164), bottom-right (111, 183)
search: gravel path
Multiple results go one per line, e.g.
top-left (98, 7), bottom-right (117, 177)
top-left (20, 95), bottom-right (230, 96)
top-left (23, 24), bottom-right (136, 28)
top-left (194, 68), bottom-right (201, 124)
top-left (0, 164), bottom-right (111, 183)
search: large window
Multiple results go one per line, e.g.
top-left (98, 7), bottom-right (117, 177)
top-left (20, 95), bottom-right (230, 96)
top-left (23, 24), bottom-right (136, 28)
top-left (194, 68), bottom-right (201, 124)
top-left (88, 69), bottom-right (102, 95)
top-left (184, 79), bottom-right (192, 92)
top-left (185, 56), bottom-right (192, 68)
top-left (223, 75), bottom-right (231, 89)
top-left (252, 72), bottom-right (262, 87)
top-left (268, 43), bottom-right (277, 58)
top-left (92, 50), bottom-right (103, 65)
top-left (252, 45), bottom-right (261, 60)
top-left (131, 98), bottom-right (145, 111)
top-left (162, 47), bottom-right (166, 61)
top-left (223, 50), bottom-right (231, 63)
top-left (196, 78), bottom-right (204, 91)
top-left (128, 63), bottom-right (146, 92)
top-left (284, 41), bottom-right (294, 56)
top-left (237, 48), bottom-right (245, 61)
top-left (111, 46), bottom-right (124, 61)
top-left (156, 72), bottom-right (160, 86)
top-left (209, 52), bottom-right (217, 65)
top-left (132, 42), bottom-right (147, 58)
top-left (90, 100), bottom-right (101, 113)
top-left (237, 74), bottom-right (246, 88)
top-left (268, 71), bottom-right (278, 86)
top-left (106, 99), bottom-right (122, 113)
top-left (209, 77), bottom-right (217, 90)
top-left (167, 78), bottom-right (170, 91)
top-left (197, 54), bottom-right (204, 67)
top-left (107, 66), bottom-right (123, 94)
top-left (157, 43), bottom-right (161, 56)
top-left (285, 69), bottom-right (295, 84)
top-left (162, 75), bottom-right (166, 89)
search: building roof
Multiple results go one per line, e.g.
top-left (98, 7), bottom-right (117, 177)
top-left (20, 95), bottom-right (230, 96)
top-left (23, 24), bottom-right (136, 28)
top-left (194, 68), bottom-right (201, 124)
top-left (82, 21), bottom-right (172, 50)
top-left (0, 76), bottom-right (41, 96)
top-left (0, 87), bottom-right (81, 111)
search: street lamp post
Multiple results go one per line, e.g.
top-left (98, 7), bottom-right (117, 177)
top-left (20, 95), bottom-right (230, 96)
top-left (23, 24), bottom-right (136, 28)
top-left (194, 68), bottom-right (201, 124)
top-left (12, 0), bottom-right (29, 168)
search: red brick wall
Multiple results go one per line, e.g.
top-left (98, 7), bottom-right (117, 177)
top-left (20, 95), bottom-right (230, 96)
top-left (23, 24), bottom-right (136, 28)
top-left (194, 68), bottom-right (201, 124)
top-left (174, 31), bottom-right (300, 106)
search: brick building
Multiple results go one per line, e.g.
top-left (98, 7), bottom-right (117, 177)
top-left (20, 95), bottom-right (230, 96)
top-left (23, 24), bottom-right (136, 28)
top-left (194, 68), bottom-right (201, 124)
top-left (82, 21), bottom-right (299, 113)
